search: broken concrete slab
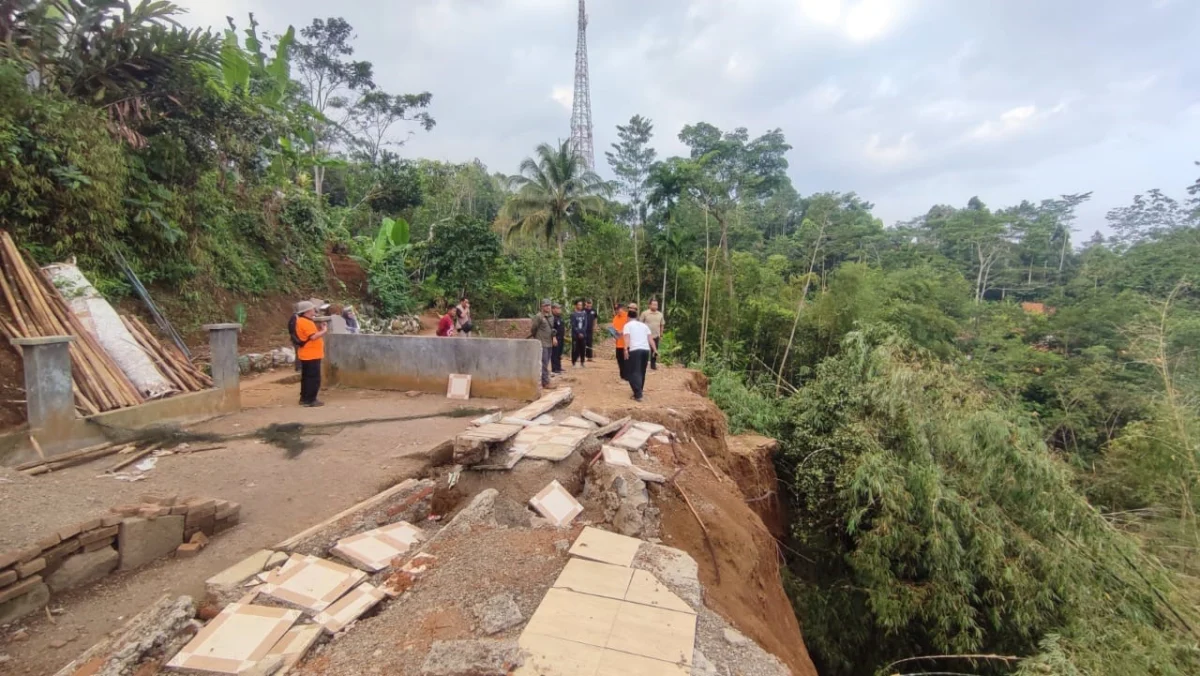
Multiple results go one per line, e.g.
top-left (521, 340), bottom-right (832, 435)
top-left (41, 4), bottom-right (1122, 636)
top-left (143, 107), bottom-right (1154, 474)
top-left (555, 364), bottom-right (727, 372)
top-left (331, 521), bottom-right (424, 572)
top-left (52, 595), bottom-right (196, 676)
top-left (454, 423), bottom-right (524, 465)
top-left (560, 416), bottom-right (597, 430)
top-left (471, 446), bottom-right (528, 472)
top-left (313, 582), bottom-right (386, 633)
top-left (473, 593), bottom-right (524, 635)
top-left (524, 426), bottom-right (591, 462)
top-left (611, 427), bottom-right (653, 452)
top-left (207, 549), bottom-right (275, 603)
top-left (470, 412), bottom-right (502, 427)
top-left (625, 569), bottom-right (695, 615)
top-left (601, 445), bottom-right (633, 467)
top-left (509, 387), bottom-right (573, 421)
top-left (0, 578), bottom-right (48, 624)
top-left (45, 547), bottom-right (118, 594)
top-left (529, 480), bottom-right (583, 528)
top-left (260, 555), bottom-right (366, 613)
top-left (118, 515), bottom-right (184, 571)
top-left (632, 421), bottom-right (667, 436)
top-left (569, 527), bottom-right (642, 568)
top-left (263, 624), bottom-right (321, 674)
top-left (593, 416), bottom-right (632, 438)
top-left (581, 409), bottom-right (611, 426)
top-left (167, 603), bottom-right (301, 674)
top-left (421, 639), bottom-right (522, 676)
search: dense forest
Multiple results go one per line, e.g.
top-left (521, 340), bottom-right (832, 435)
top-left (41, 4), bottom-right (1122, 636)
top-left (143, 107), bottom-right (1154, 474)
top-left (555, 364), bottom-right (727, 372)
top-left (2, 3), bottom-right (1199, 675)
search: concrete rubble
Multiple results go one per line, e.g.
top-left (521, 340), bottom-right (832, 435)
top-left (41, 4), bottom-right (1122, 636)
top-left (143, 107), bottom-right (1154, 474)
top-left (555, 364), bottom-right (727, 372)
top-left (473, 593), bottom-right (525, 635)
top-left (421, 639), bottom-right (522, 676)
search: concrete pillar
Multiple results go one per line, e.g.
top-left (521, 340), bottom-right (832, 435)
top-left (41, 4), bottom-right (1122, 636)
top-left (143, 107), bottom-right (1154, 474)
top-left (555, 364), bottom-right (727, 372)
top-left (203, 324), bottom-right (241, 391)
top-left (12, 336), bottom-right (76, 430)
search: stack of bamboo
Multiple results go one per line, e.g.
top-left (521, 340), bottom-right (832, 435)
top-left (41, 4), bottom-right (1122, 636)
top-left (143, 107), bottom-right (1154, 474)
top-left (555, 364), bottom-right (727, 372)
top-left (0, 231), bottom-right (144, 414)
top-left (121, 314), bottom-right (212, 393)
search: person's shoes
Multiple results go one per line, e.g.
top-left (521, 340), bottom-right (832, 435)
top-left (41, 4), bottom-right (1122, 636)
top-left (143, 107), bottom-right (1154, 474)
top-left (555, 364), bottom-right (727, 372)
top-left (651, 365), bottom-right (657, 370)
top-left (303, 400), bottom-right (325, 407)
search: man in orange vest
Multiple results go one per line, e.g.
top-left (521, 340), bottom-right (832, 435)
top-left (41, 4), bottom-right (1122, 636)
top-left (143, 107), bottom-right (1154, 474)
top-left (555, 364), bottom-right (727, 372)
top-left (612, 302), bottom-right (629, 381)
top-left (293, 300), bottom-right (328, 407)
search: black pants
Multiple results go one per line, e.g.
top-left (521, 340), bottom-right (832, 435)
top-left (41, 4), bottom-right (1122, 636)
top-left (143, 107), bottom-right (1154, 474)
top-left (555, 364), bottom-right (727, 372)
top-left (552, 339), bottom-right (564, 372)
top-left (650, 337), bottom-right (660, 369)
top-left (627, 350), bottom-right (650, 399)
top-left (616, 349), bottom-right (627, 381)
top-left (585, 331), bottom-right (595, 361)
top-left (572, 334), bottom-right (587, 365)
top-left (299, 359), bottom-right (322, 404)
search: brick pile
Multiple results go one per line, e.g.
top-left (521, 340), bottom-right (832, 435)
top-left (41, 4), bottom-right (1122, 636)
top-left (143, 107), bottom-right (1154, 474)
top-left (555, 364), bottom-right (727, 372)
top-left (0, 494), bottom-right (239, 625)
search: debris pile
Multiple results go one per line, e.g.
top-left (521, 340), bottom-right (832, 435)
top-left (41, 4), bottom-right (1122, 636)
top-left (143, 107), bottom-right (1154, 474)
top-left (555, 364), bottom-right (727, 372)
top-left (120, 314), bottom-right (212, 393)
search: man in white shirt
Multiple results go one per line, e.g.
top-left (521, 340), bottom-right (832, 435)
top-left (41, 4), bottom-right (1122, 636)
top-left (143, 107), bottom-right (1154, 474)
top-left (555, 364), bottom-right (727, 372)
top-left (621, 307), bottom-right (658, 402)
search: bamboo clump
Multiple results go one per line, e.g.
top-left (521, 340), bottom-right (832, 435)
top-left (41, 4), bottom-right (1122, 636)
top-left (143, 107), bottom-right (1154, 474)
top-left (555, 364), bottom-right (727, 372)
top-left (0, 230), bottom-right (144, 414)
top-left (120, 315), bottom-right (212, 393)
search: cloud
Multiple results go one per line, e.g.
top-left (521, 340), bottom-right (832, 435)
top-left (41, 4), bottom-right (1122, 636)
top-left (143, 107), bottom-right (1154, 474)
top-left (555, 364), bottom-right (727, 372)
top-left (165, 0), bottom-right (1200, 230)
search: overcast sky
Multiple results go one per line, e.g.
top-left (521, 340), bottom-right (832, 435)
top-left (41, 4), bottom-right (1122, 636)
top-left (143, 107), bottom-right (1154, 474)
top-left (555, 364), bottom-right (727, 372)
top-left (173, 0), bottom-right (1199, 234)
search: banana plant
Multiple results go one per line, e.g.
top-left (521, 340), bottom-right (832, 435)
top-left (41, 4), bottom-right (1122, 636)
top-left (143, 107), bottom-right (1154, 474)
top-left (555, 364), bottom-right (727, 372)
top-left (354, 216), bottom-right (410, 268)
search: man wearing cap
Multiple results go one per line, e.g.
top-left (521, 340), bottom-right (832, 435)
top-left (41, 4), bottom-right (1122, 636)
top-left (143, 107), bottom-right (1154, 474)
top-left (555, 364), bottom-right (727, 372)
top-left (293, 301), bottom-right (328, 407)
top-left (528, 299), bottom-right (555, 388)
top-left (550, 302), bottom-right (566, 374)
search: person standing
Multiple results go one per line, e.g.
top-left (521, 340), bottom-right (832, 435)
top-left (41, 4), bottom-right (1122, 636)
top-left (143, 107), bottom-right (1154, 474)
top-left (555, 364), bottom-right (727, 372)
top-left (642, 299), bottom-right (665, 370)
top-left (529, 299), bottom-right (555, 388)
top-left (584, 299), bottom-right (598, 362)
top-left (570, 300), bottom-right (589, 368)
top-left (622, 307), bottom-right (657, 402)
top-left (454, 297), bottom-right (473, 336)
top-left (293, 300), bottom-right (328, 407)
top-left (612, 302), bottom-right (629, 381)
top-left (550, 303), bottom-right (566, 374)
top-left (342, 305), bottom-right (360, 334)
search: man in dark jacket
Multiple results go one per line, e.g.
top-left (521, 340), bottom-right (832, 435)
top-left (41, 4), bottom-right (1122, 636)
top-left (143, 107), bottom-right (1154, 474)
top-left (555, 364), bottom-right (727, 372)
top-left (570, 300), bottom-right (589, 368)
top-left (584, 299), bottom-right (598, 362)
top-left (550, 302), bottom-right (566, 374)
top-left (528, 299), bottom-right (555, 388)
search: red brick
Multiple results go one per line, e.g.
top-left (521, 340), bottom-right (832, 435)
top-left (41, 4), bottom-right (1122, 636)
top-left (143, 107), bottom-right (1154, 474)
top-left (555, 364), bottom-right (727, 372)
top-left (215, 502), bottom-right (240, 520)
top-left (82, 538), bottom-right (116, 553)
top-left (17, 544), bottom-right (42, 563)
top-left (56, 523), bottom-right (83, 541)
top-left (0, 575), bottom-right (42, 603)
top-left (16, 558), bottom-right (45, 578)
top-left (42, 538), bottom-right (81, 562)
top-left (189, 531), bottom-right (211, 548)
top-left (101, 514), bottom-right (123, 528)
top-left (0, 550), bottom-right (22, 569)
top-left (35, 533), bottom-right (61, 551)
top-left (186, 508), bottom-right (216, 528)
top-left (138, 506), bottom-right (170, 519)
top-left (175, 543), bottom-right (202, 558)
top-left (185, 497), bottom-right (216, 513)
top-left (79, 526), bottom-right (119, 546)
top-left (110, 504), bottom-right (142, 517)
top-left (77, 518), bottom-right (103, 532)
top-left (169, 505), bottom-right (188, 516)
top-left (212, 518), bottom-right (235, 534)
top-left (141, 493), bottom-right (178, 507)
top-left (0, 569), bottom-right (16, 586)
top-left (385, 486), bottom-right (435, 518)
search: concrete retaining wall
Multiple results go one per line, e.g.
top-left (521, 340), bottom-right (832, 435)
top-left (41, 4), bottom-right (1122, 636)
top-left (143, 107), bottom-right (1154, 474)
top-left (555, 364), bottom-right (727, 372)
top-left (325, 334), bottom-right (541, 400)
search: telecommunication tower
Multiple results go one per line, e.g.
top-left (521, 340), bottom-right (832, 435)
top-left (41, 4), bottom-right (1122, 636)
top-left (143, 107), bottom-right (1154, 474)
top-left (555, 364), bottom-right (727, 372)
top-left (570, 0), bottom-right (595, 170)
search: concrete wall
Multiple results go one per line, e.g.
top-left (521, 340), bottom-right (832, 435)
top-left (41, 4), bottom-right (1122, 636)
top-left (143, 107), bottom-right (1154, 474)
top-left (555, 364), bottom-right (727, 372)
top-left (0, 388), bottom-right (239, 467)
top-left (325, 334), bottom-right (541, 400)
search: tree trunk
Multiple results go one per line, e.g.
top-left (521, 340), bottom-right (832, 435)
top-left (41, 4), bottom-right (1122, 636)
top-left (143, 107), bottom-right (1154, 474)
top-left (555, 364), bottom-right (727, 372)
top-left (557, 234), bottom-right (568, 301)
top-left (776, 216), bottom-right (827, 395)
top-left (700, 207), bottom-right (713, 363)
top-left (632, 224), bottom-right (641, 308)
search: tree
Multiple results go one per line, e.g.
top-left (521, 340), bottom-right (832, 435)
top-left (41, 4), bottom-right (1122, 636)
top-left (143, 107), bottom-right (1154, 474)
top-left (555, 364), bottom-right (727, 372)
top-left (346, 90), bottom-right (434, 165)
top-left (606, 115), bottom-right (657, 305)
top-left (293, 17), bottom-right (375, 198)
top-left (500, 140), bottom-right (610, 300)
top-left (422, 215), bottom-right (502, 300)
top-left (1107, 188), bottom-right (1197, 246)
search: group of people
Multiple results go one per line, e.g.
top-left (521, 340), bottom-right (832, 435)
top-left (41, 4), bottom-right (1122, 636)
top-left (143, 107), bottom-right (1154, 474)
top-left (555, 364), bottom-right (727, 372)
top-left (435, 298), bottom-right (473, 337)
top-left (529, 297), bottom-right (665, 402)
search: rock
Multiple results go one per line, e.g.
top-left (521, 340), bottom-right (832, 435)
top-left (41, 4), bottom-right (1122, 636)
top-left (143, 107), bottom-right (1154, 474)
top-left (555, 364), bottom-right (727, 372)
top-left (472, 594), bottom-right (524, 635)
top-left (723, 627), bottom-right (751, 646)
top-left (46, 547), bottom-right (119, 594)
top-left (633, 543), bottom-right (703, 609)
top-left (492, 497), bottom-right (532, 529)
top-left (584, 462), bottom-right (661, 539)
top-left (118, 516), bottom-right (184, 571)
top-left (206, 550), bottom-right (274, 606)
top-left (264, 551), bottom-right (289, 571)
top-left (11, 629), bottom-right (29, 642)
top-left (189, 531), bottom-right (211, 548)
top-left (48, 638), bottom-right (68, 649)
top-left (0, 580), bottom-right (49, 624)
top-left (55, 595), bottom-right (195, 676)
top-left (691, 649), bottom-right (719, 676)
top-left (420, 639), bottom-right (522, 676)
top-left (440, 489), bottom-right (498, 536)
top-left (553, 539), bottom-right (570, 554)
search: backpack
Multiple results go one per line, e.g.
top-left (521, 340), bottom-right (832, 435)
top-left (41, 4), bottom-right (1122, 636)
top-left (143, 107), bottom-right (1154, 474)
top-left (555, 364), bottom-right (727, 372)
top-left (288, 315), bottom-right (309, 349)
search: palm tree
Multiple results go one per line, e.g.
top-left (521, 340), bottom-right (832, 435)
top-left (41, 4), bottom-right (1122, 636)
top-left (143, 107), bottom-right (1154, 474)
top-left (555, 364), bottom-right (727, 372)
top-left (501, 140), bottom-right (610, 300)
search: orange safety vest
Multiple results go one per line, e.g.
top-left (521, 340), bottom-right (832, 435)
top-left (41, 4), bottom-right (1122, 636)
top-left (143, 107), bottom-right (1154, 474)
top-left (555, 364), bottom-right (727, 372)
top-left (613, 313), bottom-right (628, 349)
top-left (295, 316), bottom-right (324, 361)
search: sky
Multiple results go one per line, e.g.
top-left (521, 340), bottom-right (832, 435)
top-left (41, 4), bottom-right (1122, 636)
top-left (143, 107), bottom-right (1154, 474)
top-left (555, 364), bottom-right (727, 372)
top-left (172, 0), bottom-right (1200, 234)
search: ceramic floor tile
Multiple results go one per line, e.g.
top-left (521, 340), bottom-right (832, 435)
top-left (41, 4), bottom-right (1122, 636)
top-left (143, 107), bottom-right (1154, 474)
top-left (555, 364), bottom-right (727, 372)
top-left (515, 632), bottom-right (604, 676)
top-left (524, 588), bottom-right (622, 648)
top-left (601, 446), bottom-right (632, 468)
top-left (553, 558), bottom-right (634, 600)
top-left (611, 428), bottom-right (652, 451)
top-left (331, 520), bottom-right (423, 572)
top-left (560, 416), bottom-right (597, 430)
top-left (632, 422), bottom-right (667, 436)
top-left (526, 443), bottom-right (575, 462)
top-left (530, 480), bottom-right (583, 527)
top-left (569, 527), bottom-right (642, 567)
top-left (263, 623), bottom-right (322, 672)
top-left (624, 570), bottom-right (695, 614)
top-left (447, 374), bottom-right (472, 400)
top-left (595, 649), bottom-right (690, 676)
top-left (606, 602), bottom-right (695, 666)
top-left (260, 555), bottom-right (367, 612)
top-left (313, 582), bottom-right (387, 633)
top-left (167, 603), bottom-right (300, 674)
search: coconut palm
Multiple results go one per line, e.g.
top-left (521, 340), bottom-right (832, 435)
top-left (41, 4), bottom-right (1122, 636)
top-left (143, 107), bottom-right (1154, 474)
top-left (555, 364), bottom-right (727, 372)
top-left (501, 140), bottom-right (611, 299)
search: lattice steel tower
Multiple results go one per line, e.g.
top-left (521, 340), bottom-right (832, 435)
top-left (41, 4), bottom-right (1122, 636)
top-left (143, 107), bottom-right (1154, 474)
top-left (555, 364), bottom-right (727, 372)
top-left (570, 0), bottom-right (594, 170)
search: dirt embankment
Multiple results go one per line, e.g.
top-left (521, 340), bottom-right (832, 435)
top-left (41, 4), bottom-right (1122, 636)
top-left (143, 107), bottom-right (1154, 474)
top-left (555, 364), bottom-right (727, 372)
top-left (560, 362), bottom-right (816, 676)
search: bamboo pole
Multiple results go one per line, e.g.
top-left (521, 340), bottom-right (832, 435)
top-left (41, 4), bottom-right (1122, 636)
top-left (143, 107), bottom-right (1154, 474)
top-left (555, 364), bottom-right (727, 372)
top-left (127, 315), bottom-right (205, 391)
top-left (121, 316), bottom-right (187, 392)
top-left (130, 316), bottom-right (210, 388)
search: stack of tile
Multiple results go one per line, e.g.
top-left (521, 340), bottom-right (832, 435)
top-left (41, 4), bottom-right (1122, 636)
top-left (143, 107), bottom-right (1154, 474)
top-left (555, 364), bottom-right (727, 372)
top-left (515, 527), bottom-right (698, 675)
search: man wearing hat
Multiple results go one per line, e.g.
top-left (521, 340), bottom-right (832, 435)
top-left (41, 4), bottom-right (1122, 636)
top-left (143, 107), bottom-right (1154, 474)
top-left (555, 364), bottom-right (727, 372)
top-left (528, 299), bottom-right (555, 388)
top-left (293, 300), bottom-right (328, 407)
top-left (550, 302), bottom-right (566, 375)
